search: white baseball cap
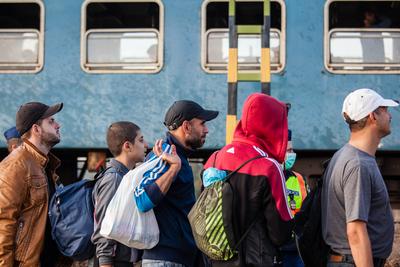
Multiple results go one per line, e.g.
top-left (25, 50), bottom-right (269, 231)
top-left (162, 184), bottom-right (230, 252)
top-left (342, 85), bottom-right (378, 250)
top-left (342, 88), bottom-right (398, 121)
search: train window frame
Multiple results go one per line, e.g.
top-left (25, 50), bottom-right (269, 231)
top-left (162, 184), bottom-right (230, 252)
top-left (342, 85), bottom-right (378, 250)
top-left (201, 0), bottom-right (286, 74)
top-left (81, 0), bottom-right (164, 74)
top-left (0, 0), bottom-right (45, 74)
top-left (324, 0), bottom-right (400, 74)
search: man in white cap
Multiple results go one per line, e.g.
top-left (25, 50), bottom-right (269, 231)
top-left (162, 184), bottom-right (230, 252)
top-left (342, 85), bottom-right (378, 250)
top-left (322, 88), bottom-right (398, 267)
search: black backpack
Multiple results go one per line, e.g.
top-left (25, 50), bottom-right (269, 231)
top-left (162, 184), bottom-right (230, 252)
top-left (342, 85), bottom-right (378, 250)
top-left (294, 160), bottom-right (330, 267)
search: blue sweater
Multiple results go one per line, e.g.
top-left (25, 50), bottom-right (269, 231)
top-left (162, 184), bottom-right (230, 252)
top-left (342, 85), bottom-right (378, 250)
top-left (134, 132), bottom-right (197, 267)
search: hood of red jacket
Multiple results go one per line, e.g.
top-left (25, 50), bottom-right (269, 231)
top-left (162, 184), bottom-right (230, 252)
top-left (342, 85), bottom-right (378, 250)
top-left (233, 93), bottom-right (288, 163)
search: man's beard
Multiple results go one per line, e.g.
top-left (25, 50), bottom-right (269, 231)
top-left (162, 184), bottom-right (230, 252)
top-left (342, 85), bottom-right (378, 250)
top-left (40, 132), bottom-right (60, 148)
top-left (185, 135), bottom-right (205, 150)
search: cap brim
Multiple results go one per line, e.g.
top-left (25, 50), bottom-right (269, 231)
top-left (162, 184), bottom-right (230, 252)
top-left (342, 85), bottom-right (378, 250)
top-left (197, 110), bottom-right (219, 121)
top-left (41, 103), bottom-right (63, 119)
top-left (380, 99), bottom-right (399, 107)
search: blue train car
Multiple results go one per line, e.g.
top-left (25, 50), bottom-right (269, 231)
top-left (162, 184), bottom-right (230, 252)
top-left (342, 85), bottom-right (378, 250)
top-left (0, 0), bottom-right (399, 180)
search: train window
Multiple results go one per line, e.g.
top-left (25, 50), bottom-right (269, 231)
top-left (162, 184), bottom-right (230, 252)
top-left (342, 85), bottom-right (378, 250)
top-left (201, 0), bottom-right (286, 73)
top-left (325, 1), bottom-right (400, 74)
top-left (0, 1), bottom-right (44, 73)
top-left (81, 0), bottom-right (164, 73)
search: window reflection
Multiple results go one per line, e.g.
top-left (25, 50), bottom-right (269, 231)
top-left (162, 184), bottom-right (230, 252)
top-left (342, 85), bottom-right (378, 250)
top-left (330, 31), bottom-right (400, 65)
top-left (87, 31), bottom-right (158, 64)
top-left (0, 31), bottom-right (38, 63)
top-left (206, 30), bottom-right (280, 70)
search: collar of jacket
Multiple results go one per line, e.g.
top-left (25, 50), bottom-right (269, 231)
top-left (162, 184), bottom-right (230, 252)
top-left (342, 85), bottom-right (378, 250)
top-left (22, 138), bottom-right (61, 171)
top-left (165, 132), bottom-right (194, 157)
top-left (109, 158), bottom-right (130, 176)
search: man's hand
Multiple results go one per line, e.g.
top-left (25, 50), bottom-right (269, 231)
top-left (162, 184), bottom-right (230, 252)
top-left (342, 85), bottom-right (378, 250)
top-left (152, 139), bottom-right (181, 194)
top-left (152, 139), bottom-right (163, 156)
top-left (153, 139), bottom-right (181, 171)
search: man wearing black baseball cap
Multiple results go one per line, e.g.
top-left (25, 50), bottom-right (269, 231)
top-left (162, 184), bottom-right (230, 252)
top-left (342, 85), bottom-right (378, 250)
top-left (163, 100), bottom-right (219, 149)
top-left (0, 102), bottom-right (63, 266)
top-left (134, 100), bottom-right (218, 267)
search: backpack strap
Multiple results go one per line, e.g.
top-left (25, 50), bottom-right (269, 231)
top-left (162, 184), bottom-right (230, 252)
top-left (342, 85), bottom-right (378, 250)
top-left (93, 166), bottom-right (115, 181)
top-left (318, 159), bottom-right (331, 187)
top-left (224, 154), bottom-right (267, 182)
top-left (212, 151), bottom-right (219, 168)
top-left (234, 212), bottom-right (262, 250)
top-left (219, 154), bottom-right (268, 250)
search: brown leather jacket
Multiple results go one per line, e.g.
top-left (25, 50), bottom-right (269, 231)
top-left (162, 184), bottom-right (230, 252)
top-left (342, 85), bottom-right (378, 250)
top-left (0, 140), bottom-right (60, 267)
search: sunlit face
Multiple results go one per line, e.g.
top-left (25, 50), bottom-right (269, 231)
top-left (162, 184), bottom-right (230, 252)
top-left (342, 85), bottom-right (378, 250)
top-left (185, 118), bottom-right (209, 149)
top-left (128, 130), bottom-right (148, 163)
top-left (37, 116), bottom-right (61, 148)
top-left (374, 106), bottom-right (392, 138)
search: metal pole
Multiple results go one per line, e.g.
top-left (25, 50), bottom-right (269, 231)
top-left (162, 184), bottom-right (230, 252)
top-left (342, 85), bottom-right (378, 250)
top-left (261, 0), bottom-right (271, 95)
top-left (226, 0), bottom-right (238, 144)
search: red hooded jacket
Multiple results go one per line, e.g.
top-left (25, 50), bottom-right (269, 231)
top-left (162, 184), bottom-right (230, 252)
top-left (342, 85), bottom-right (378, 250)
top-left (204, 93), bottom-right (293, 266)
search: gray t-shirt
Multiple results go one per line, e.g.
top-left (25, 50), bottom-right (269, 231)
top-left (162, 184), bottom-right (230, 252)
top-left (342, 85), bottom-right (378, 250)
top-left (322, 144), bottom-right (394, 259)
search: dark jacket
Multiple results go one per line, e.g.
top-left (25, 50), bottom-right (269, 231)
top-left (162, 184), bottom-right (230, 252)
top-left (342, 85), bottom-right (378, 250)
top-left (91, 159), bottom-right (140, 265)
top-left (204, 93), bottom-right (294, 267)
top-left (134, 132), bottom-right (198, 267)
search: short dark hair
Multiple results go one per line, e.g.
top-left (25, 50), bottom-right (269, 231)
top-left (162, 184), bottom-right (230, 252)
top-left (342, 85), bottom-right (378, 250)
top-left (22, 119), bottom-right (43, 139)
top-left (106, 121), bottom-right (140, 157)
top-left (344, 107), bottom-right (381, 132)
top-left (344, 113), bottom-right (368, 131)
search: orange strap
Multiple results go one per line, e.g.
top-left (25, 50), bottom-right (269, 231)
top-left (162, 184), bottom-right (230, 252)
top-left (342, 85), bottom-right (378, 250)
top-left (293, 171), bottom-right (307, 201)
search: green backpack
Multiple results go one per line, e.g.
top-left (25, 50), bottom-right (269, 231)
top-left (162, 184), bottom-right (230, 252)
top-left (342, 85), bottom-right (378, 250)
top-left (188, 155), bottom-right (265, 261)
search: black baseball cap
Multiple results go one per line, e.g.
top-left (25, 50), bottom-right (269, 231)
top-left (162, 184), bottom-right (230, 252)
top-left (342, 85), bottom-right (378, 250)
top-left (164, 100), bottom-right (219, 130)
top-left (16, 102), bottom-right (63, 136)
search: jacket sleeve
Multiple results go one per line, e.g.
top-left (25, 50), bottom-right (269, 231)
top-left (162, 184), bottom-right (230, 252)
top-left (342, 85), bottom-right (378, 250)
top-left (91, 172), bottom-right (119, 266)
top-left (0, 166), bottom-right (27, 266)
top-left (134, 143), bottom-right (172, 212)
top-left (263, 161), bottom-right (294, 246)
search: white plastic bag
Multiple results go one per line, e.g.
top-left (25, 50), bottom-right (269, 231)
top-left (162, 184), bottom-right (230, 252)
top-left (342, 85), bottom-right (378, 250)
top-left (100, 156), bottom-right (162, 249)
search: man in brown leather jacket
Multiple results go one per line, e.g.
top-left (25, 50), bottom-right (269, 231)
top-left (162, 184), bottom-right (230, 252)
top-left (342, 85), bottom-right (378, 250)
top-left (0, 102), bottom-right (63, 266)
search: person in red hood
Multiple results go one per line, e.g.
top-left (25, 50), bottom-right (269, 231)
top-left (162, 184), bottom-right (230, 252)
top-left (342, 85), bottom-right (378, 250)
top-left (203, 93), bottom-right (294, 267)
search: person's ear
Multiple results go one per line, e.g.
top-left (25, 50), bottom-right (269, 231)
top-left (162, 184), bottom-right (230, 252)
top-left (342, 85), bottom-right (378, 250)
top-left (368, 112), bottom-right (379, 127)
top-left (122, 141), bottom-right (131, 152)
top-left (11, 144), bottom-right (18, 151)
top-left (32, 124), bottom-right (41, 136)
top-left (370, 112), bottom-right (377, 122)
top-left (182, 121), bottom-right (191, 134)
